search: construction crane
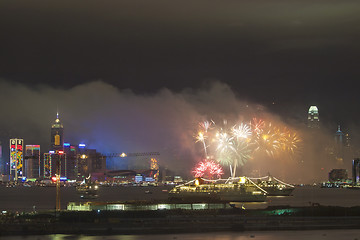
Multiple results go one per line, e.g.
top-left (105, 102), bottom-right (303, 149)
top-left (104, 152), bottom-right (160, 158)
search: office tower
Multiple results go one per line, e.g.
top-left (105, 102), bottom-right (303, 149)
top-left (46, 112), bottom-right (66, 179)
top-left (51, 112), bottom-right (64, 151)
top-left (335, 125), bottom-right (344, 145)
top-left (328, 169), bottom-right (347, 182)
top-left (0, 141), bottom-right (2, 175)
top-left (64, 143), bottom-right (77, 180)
top-left (9, 138), bottom-right (24, 181)
top-left (334, 125), bottom-right (346, 164)
top-left (25, 145), bottom-right (41, 179)
top-left (307, 106), bottom-right (319, 128)
top-left (43, 152), bottom-right (52, 178)
top-left (76, 144), bottom-right (106, 180)
top-left (352, 158), bottom-right (360, 185)
top-left (43, 150), bottom-right (66, 178)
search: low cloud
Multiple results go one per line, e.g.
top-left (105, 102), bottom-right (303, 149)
top-left (0, 79), bottom-right (353, 182)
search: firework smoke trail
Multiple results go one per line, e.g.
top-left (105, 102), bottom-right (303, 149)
top-left (195, 120), bottom-right (215, 158)
top-left (196, 131), bottom-right (209, 158)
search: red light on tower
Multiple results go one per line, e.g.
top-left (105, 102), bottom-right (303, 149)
top-left (58, 150), bottom-right (64, 155)
top-left (51, 176), bottom-right (57, 182)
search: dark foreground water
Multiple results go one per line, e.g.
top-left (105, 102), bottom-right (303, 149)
top-left (1, 185), bottom-right (360, 212)
top-left (2, 230), bottom-right (360, 240)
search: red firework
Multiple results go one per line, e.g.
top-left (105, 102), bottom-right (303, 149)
top-left (193, 160), bottom-right (224, 179)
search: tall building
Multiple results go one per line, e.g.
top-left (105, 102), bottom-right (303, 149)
top-left (25, 145), bottom-right (41, 179)
top-left (51, 113), bottom-right (64, 151)
top-left (9, 138), bottom-right (24, 181)
top-left (64, 143), bottom-right (77, 180)
top-left (76, 144), bottom-right (106, 180)
top-left (0, 141), bottom-right (3, 175)
top-left (43, 151), bottom-right (66, 178)
top-left (44, 112), bottom-right (66, 179)
top-left (335, 125), bottom-right (344, 145)
top-left (352, 158), bottom-right (360, 185)
top-left (307, 106), bottom-right (320, 128)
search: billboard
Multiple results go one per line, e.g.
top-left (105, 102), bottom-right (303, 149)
top-left (10, 138), bottom-right (23, 180)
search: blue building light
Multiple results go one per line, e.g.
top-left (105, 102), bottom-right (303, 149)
top-left (79, 143), bottom-right (86, 148)
top-left (49, 150), bottom-right (55, 154)
top-left (64, 143), bottom-right (70, 147)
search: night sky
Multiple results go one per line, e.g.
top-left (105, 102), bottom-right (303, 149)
top-left (1, 0), bottom-right (360, 180)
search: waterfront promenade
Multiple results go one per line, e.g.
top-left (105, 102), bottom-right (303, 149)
top-left (1, 185), bottom-right (360, 212)
top-left (1, 185), bottom-right (360, 236)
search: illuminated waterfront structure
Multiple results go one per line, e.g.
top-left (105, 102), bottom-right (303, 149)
top-left (25, 145), bottom-right (41, 179)
top-left (9, 138), bottom-right (23, 181)
top-left (51, 112), bottom-right (64, 151)
top-left (307, 106), bottom-right (319, 128)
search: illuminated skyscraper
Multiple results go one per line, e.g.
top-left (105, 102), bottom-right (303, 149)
top-left (51, 112), bottom-right (64, 151)
top-left (307, 106), bottom-right (320, 128)
top-left (353, 158), bottom-right (360, 185)
top-left (335, 125), bottom-right (344, 145)
top-left (0, 141), bottom-right (3, 175)
top-left (9, 138), bottom-right (23, 181)
top-left (25, 145), bottom-right (41, 179)
top-left (43, 150), bottom-right (66, 178)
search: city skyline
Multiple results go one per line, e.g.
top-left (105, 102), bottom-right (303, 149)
top-left (0, 100), bottom-right (358, 183)
top-left (1, 0), bottom-right (360, 183)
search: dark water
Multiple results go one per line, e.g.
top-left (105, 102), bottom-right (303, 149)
top-left (2, 230), bottom-right (360, 240)
top-left (1, 185), bottom-right (360, 212)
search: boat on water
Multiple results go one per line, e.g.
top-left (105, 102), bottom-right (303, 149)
top-left (251, 176), bottom-right (295, 196)
top-left (168, 177), bottom-right (267, 203)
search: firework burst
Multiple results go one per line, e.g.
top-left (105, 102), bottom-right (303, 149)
top-left (194, 117), bottom-right (302, 178)
top-left (232, 123), bottom-right (252, 139)
top-left (193, 159), bottom-right (224, 179)
top-left (252, 122), bottom-right (281, 157)
top-left (279, 128), bottom-right (302, 158)
top-left (199, 120), bottom-right (213, 133)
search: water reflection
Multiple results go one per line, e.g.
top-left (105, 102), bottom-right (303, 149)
top-left (3, 230), bottom-right (360, 240)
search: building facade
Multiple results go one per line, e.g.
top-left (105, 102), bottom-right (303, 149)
top-left (307, 105), bottom-right (320, 128)
top-left (9, 138), bottom-right (24, 181)
top-left (0, 141), bottom-right (2, 175)
top-left (51, 113), bottom-right (64, 152)
top-left (25, 145), bottom-right (41, 179)
top-left (353, 158), bottom-right (360, 185)
top-left (43, 151), bottom-right (67, 178)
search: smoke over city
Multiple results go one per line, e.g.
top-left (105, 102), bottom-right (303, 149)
top-left (0, 79), bottom-right (355, 183)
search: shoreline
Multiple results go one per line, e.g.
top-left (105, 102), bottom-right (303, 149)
top-left (2, 205), bottom-right (360, 236)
